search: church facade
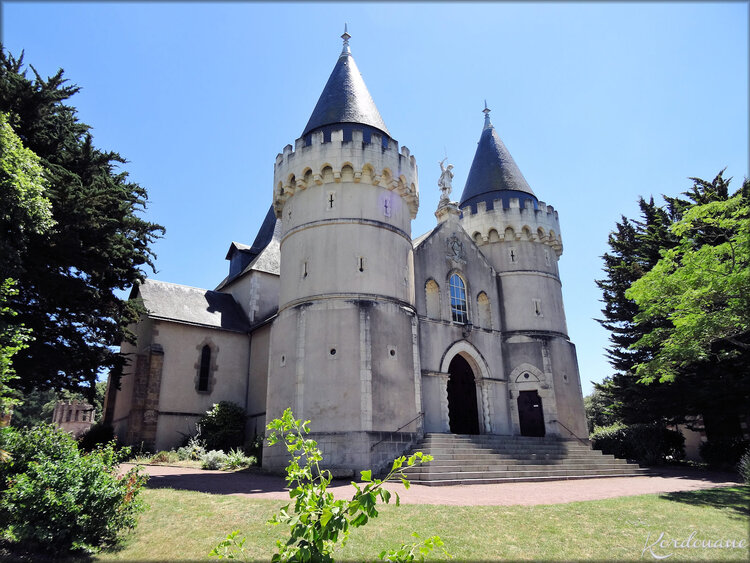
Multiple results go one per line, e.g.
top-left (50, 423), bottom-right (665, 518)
top-left (104, 32), bottom-right (588, 474)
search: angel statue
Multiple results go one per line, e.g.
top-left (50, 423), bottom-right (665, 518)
top-left (438, 158), bottom-right (454, 201)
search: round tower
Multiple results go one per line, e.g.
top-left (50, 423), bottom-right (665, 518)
top-left (458, 105), bottom-right (588, 440)
top-left (264, 31), bottom-right (422, 474)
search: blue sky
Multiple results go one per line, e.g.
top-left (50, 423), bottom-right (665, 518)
top-left (3, 2), bottom-right (748, 395)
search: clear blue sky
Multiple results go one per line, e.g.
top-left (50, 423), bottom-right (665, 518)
top-left (3, 2), bottom-right (748, 395)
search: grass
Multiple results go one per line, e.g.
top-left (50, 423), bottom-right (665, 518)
top-left (90, 485), bottom-right (750, 561)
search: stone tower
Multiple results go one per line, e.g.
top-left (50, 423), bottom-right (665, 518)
top-left (458, 105), bottom-right (588, 439)
top-left (263, 30), bottom-right (422, 474)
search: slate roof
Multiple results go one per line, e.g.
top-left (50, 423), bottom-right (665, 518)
top-left (134, 279), bottom-right (250, 333)
top-left (301, 38), bottom-right (390, 137)
top-left (459, 116), bottom-right (536, 211)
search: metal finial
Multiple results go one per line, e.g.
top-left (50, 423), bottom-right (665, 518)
top-left (341, 24), bottom-right (351, 55)
top-left (482, 101), bottom-right (492, 130)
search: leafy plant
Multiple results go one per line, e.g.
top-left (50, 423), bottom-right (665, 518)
top-left (223, 448), bottom-right (256, 470)
top-left (699, 437), bottom-right (750, 468)
top-left (177, 433), bottom-right (207, 461)
top-left (209, 529), bottom-right (248, 560)
top-left (198, 401), bottom-right (246, 452)
top-left (150, 450), bottom-right (180, 464)
top-left (590, 422), bottom-right (684, 465)
top-left (0, 424), bottom-right (147, 553)
top-left (211, 408), bottom-right (444, 562)
top-left (379, 532), bottom-right (451, 562)
top-left (77, 422), bottom-right (115, 452)
top-left (202, 450), bottom-right (229, 470)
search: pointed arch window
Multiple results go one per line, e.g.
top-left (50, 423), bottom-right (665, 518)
top-left (449, 273), bottom-right (468, 324)
top-left (198, 345), bottom-right (211, 392)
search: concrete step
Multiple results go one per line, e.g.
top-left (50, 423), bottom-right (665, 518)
top-left (399, 433), bottom-right (645, 485)
top-left (405, 467), bottom-right (649, 481)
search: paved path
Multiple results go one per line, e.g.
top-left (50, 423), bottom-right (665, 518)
top-left (120, 464), bottom-right (742, 506)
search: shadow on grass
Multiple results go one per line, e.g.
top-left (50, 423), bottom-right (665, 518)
top-left (660, 486), bottom-right (750, 520)
top-left (0, 540), bottom-right (95, 562)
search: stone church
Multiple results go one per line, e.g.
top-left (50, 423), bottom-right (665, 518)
top-left (104, 31), bottom-right (589, 474)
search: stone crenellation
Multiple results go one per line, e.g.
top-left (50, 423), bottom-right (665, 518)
top-left (273, 127), bottom-right (419, 219)
top-left (460, 198), bottom-right (563, 255)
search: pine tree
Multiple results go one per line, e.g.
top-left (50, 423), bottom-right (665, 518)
top-left (0, 47), bottom-right (164, 400)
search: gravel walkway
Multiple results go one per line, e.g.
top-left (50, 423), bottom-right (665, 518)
top-left (120, 463), bottom-right (742, 506)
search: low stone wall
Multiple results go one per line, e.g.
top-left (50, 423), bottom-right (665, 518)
top-left (263, 430), bottom-right (422, 478)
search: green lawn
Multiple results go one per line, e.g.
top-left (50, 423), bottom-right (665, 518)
top-left (92, 486), bottom-right (749, 561)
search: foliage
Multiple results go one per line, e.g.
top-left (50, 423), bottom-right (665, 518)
top-left (151, 450), bottom-right (180, 464)
top-left (0, 112), bottom-right (54, 277)
top-left (590, 422), bottom-right (684, 465)
top-left (223, 448), bottom-right (257, 470)
top-left (209, 529), bottom-right (249, 560)
top-left (0, 48), bottom-right (165, 400)
top-left (738, 449), bottom-right (750, 484)
top-left (0, 280), bottom-right (31, 415)
top-left (378, 532), bottom-right (451, 562)
top-left (626, 179), bottom-right (750, 383)
top-left (210, 408), bottom-right (440, 562)
top-left (198, 401), bottom-right (246, 452)
top-left (0, 424), bottom-right (147, 553)
top-left (176, 434), bottom-right (207, 461)
top-left (202, 449), bottom-right (229, 470)
top-left (595, 172), bottom-right (749, 436)
top-left (77, 422), bottom-right (115, 452)
top-left (699, 438), bottom-right (750, 469)
top-left (583, 389), bottom-right (616, 433)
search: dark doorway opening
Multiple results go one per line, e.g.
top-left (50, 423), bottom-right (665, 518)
top-left (517, 390), bottom-right (545, 437)
top-left (447, 355), bottom-right (480, 435)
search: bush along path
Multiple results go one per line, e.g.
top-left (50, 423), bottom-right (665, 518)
top-left (209, 408), bottom-right (450, 562)
top-left (0, 424), bottom-right (147, 555)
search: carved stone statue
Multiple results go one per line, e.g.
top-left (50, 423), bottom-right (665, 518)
top-left (438, 158), bottom-right (454, 201)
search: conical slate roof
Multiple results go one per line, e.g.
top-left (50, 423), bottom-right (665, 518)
top-left (301, 33), bottom-right (390, 137)
top-left (459, 109), bottom-right (536, 209)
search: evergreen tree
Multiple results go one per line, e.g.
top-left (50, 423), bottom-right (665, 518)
top-left (595, 171), bottom-right (748, 436)
top-left (0, 48), bottom-right (164, 401)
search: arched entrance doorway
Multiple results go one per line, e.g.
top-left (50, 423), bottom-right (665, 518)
top-left (517, 390), bottom-right (545, 437)
top-left (447, 355), bottom-right (480, 434)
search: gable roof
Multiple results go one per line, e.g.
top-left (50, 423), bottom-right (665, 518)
top-left (134, 279), bottom-right (249, 333)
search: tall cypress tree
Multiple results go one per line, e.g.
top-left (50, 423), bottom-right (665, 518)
top-left (0, 48), bottom-right (164, 400)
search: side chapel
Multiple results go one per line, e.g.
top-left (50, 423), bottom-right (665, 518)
top-left (104, 30), bottom-right (589, 474)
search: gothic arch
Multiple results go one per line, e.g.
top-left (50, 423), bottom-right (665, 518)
top-left (439, 340), bottom-right (492, 433)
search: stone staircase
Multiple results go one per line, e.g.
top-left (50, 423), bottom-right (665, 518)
top-left (400, 433), bottom-right (649, 486)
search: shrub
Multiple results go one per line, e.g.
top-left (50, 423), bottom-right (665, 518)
top-left (150, 450), bottom-right (179, 464)
top-left (77, 422), bottom-right (115, 452)
top-left (0, 424), bottom-right (147, 553)
top-left (177, 434), bottom-right (206, 461)
top-left (699, 437), bottom-right (750, 468)
top-left (201, 449), bottom-right (228, 470)
top-left (222, 448), bottom-right (256, 470)
top-left (198, 401), bottom-right (246, 452)
top-left (590, 422), bottom-right (684, 465)
top-left (738, 449), bottom-right (750, 484)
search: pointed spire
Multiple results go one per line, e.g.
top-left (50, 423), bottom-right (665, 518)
top-left (482, 100), bottom-right (492, 130)
top-left (341, 23), bottom-right (351, 56)
top-left (459, 107), bottom-right (536, 209)
top-left (301, 29), bottom-right (390, 137)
